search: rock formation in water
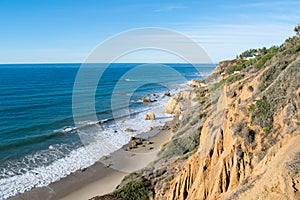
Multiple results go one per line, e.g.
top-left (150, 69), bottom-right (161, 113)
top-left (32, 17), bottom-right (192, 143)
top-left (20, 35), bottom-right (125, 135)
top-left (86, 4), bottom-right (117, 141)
top-left (145, 112), bottom-right (156, 120)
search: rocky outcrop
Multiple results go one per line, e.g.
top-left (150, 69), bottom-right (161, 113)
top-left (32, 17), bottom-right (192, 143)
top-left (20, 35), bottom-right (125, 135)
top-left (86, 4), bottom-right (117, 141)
top-left (187, 80), bottom-right (207, 88)
top-left (165, 90), bottom-right (198, 115)
top-left (164, 91), bottom-right (171, 97)
top-left (165, 97), bottom-right (181, 115)
top-left (124, 128), bottom-right (134, 132)
top-left (141, 97), bottom-right (152, 103)
top-left (145, 112), bottom-right (155, 120)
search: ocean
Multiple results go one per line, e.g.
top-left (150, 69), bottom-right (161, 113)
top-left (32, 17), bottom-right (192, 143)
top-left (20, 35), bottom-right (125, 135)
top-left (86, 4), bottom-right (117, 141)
top-left (0, 63), bottom-right (214, 199)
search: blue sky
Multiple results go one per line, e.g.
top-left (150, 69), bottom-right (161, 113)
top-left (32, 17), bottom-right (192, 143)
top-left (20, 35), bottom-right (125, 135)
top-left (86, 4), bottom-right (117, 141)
top-left (0, 0), bottom-right (299, 63)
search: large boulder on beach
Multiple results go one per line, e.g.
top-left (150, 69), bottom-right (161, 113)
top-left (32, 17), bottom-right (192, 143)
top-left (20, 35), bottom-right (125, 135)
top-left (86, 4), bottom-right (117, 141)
top-left (165, 90), bottom-right (199, 116)
top-left (124, 128), bottom-right (134, 132)
top-left (145, 112), bottom-right (155, 120)
top-left (164, 91), bottom-right (171, 97)
top-left (131, 140), bottom-right (137, 148)
top-left (141, 97), bottom-right (152, 103)
top-left (165, 97), bottom-right (181, 115)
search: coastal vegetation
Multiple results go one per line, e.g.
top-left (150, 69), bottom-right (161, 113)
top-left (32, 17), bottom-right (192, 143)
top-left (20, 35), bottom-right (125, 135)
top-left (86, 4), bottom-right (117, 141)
top-left (112, 180), bottom-right (151, 200)
top-left (249, 96), bottom-right (273, 128)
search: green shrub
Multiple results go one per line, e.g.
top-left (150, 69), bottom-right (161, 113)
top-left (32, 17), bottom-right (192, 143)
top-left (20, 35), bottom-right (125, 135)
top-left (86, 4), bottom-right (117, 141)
top-left (232, 123), bottom-right (256, 147)
top-left (226, 74), bottom-right (245, 85)
top-left (176, 149), bottom-right (197, 161)
top-left (258, 60), bottom-right (289, 92)
top-left (122, 172), bottom-right (142, 183)
top-left (245, 58), bottom-right (257, 66)
top-left (254, 53), bottom-right (274, 70)
top-left (228, 64), bottom-right (244, 74)
top-left (262, 127), bottom-right (271, 134)
top-left (267, 45), bottom-right (279, 53)
top-left (158, 127), bottom-right (200, 159)
top-left (112, 181), bottom-right (151, 200)
top-left (164, 175), bottom-right (174, 183)
top-left (248, 96), bottom-right (273, 128)
top-left (210, 79), bottom-right (226, 93)
top-left (282, 37), bottom-right (300, 55)
top-left (172, 122), bottom-right (180, 132)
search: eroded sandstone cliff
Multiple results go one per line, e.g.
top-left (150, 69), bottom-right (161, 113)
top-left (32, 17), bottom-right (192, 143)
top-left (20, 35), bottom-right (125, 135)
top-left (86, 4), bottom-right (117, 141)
top-left (158, 36), bottom-right (300, 200)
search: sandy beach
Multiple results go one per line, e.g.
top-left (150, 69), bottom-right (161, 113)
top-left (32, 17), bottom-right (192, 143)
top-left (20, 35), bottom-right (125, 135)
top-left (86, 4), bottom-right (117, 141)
top-left (10, 124), bottom-right (173, 200)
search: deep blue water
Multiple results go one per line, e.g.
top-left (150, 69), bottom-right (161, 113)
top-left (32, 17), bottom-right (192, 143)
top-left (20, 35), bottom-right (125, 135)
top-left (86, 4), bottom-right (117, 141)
top-left (0, 63), bottom-right (215, 198)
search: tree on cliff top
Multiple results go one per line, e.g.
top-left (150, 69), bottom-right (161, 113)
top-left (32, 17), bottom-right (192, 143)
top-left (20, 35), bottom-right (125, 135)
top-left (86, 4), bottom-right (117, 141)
top-left (294, 24), bottom-right (300, 36)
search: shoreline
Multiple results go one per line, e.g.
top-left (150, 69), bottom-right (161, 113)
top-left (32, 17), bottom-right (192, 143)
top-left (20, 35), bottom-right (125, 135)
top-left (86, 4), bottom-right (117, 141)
top-left (10, 122), bottom-right (174, 200)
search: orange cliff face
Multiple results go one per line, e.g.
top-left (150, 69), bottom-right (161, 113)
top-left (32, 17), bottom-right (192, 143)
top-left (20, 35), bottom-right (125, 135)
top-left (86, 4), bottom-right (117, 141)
top-left (156, 46), bottom-right (300, 200)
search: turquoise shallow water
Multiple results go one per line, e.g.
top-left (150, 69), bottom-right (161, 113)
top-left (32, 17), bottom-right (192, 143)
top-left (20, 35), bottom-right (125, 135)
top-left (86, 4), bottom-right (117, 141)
top-left (0, 63), bottom-right (215, 198)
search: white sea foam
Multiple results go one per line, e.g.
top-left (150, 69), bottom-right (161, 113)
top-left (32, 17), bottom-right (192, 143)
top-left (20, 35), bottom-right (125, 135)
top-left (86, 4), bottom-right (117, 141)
top-left (124, 78), bottom-right (137, 82)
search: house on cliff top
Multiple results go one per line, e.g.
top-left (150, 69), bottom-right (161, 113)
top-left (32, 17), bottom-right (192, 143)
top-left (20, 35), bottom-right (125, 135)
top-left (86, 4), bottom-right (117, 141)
top-left (245, 53), bottom-right (262, 60)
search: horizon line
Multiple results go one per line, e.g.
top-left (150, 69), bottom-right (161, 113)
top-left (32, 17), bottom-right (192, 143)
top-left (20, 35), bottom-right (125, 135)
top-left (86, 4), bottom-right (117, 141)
top-left (0, 62), bottom-right (219, 65)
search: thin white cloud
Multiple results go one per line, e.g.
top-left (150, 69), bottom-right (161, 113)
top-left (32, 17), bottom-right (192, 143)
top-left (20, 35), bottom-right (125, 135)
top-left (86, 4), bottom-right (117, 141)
top-left (154, 5), bottom-right (187, 12)
top-left (180, 23), bottom-right (294, 62)
top-left (266, 13), bottom-right (300, 22)
top-left (223, 0), bottom-right (300, 9)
